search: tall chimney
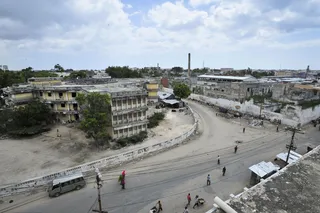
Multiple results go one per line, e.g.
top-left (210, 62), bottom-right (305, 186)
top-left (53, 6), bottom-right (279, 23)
top-left (188, 53), bottom-right (191, 78)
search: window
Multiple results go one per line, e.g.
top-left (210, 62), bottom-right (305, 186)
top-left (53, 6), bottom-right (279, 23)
top-left (50, 104), bottom-right (54, 108)
top-left (134, 126), bottom-right (137, 130)
top-left (117, 100), bottom-right (121, 106)
top-left (52, 185), bottom-right (59, 190)
top-left (61, 103), bottom-right (66, 108)
top-left (139, 125), bottom-right (142, 129)
top-left (143, 111), bottom-right (146, 116)
top-left (123, 100), bottom-right (127, 104)
top-left (112, 101), bottom-right (116, 106)
top-left (247, 88), bottom-right (250, 92)
top-left (113, 116), bottom-right (117, 121)
top-left (119, 129), bottom-right (123, 133)
top-left (129, 127), bottom-right (133, 131)
top-left (48, 92), bottom-right (52, 97)
top-left (133, 99), bottom-right (136, 104)
top-left (124, 128), bottom-right (128, 133)
top-left (128, 99), bottom-right (132, 105)
top-left (59, 92), bottom-right (63, 97)
top-left (72, 92), bottom-right (77, 97)
top-left (137, 98), bottom-right (141, 104)
top-left (138, 112), bottom-right (141, 117)
top-left (114, 130), bottom-right (118, 134)
top-left (40, 92), bottom-right (43, 96)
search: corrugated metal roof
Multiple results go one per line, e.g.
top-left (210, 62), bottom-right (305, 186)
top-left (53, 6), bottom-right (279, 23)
top-left (276, 151), bottom-right (302, 164)
top-left (162, 99), bottom-right (180, 105)
top-left (157, 91), bottom-right (173, 100)
top-left (249, 161), bottom-right (280, 178)
top-left (52, 173), bottom-right (83, 186)
top-left (198, 75), bottom-right (256, 81)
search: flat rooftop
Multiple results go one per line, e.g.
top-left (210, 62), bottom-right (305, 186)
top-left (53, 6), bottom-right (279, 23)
top-left (83, 85), bottom-right (146, 94)
top-left (224, 146), bottom-right (320, 213)
top-left (197, 75), bottom-right (256, 81)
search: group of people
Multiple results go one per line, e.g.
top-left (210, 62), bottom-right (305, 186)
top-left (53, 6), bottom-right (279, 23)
top-left (183, 193), bottom-right (205, 212)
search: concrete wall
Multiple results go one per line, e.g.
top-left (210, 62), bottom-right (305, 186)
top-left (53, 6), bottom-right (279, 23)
top-left (163, 88), bottom-right (299, 126)
top-left (0, 106), bottom-right (198, 197)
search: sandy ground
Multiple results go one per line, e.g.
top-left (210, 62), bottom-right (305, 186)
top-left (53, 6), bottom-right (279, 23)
top-left (0, 108), bottom-right (193, 186)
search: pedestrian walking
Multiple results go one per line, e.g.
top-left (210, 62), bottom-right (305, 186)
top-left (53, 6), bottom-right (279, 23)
top-left (243, 127), bottom-right (246, 133)
top-left (276, 125), bottom-right (279, 132)
top-left (187, 193), bottom-right (191, 206)
top-left (156, 200), bottom-right (163, 213)
top-left (183, 206), bottom-right (189, 213)
top-left (217, 155), bottom-right (220, 165)
top-left (121, 177), bottom-right (125, 189)
top-left (222, 166), bottom-right (226, 176)
top-left (234, 145), bottom-right (238, 153)
top-left (207, 174), bottom-right (211, 186)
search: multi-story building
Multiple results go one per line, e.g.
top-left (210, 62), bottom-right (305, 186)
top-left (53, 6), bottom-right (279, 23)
top-left (144, 81), bottom-right (159, 103)
top-left (197, 74), bottom-right (257, 85)
top-left (33, 85), bottom-right (84, 122)
top-left (83, 86), bottom-right (148, 139)
top-left (1, 79), bottom-right (149, 139)
top-left (195, 75), bottom-right (273, 102)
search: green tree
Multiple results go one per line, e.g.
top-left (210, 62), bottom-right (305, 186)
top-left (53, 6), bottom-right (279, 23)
top-left (68, 70), bottom-right (88, 79)
top-left (76, 92), bottom-right (112, 147)
top-left (105, 66), bottom-right (142, 78)
top-left (0, 100), bottom-right (54, 136)
top-left (170, 66), bottom-right (184, 76)
top-left (54, 64), bottom-right (64, 72)
top-left (173, 83), bottom-right (191, 99)
top-left (0, 69), bottom-right (24, 88)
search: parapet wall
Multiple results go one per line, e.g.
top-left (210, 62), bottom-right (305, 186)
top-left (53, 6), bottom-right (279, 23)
top-left (0, 106), bottom-right (198, 197)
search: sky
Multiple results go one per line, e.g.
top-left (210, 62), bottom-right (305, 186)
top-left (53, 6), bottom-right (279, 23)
top-left (1, 0), bottom-right (320, 70)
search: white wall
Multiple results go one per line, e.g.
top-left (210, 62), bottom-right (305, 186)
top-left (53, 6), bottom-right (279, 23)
top-left (163, 88), bottom-right (302, 127)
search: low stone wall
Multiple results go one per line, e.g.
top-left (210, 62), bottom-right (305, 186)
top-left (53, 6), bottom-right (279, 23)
top-left (0, 106), bottom-right (198, 197)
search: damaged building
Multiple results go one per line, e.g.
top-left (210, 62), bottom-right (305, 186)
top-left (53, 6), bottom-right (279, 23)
top-left (196, 75), bottom-right (274, 102)
top-left (1, 79), bottom-right (149, 139)
top-left (272, 83), bottom-right (320, 103)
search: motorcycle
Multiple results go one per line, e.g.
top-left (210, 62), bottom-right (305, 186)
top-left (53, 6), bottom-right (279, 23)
top-left (149, 206), bottom-right (157, 213)
top-left (194, 195), bottom-right (205, 208)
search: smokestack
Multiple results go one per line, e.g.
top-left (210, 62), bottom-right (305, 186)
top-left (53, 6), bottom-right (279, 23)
top-left (188, 53), bottom-right (191, 78)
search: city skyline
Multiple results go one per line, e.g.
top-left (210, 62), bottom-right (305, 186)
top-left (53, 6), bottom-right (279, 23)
top-left (1, 0), bottom-right (320, 70)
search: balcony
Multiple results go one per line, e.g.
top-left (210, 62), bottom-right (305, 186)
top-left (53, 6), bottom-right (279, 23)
top-left (113, 119), bottom-right (148, 130)
top-left (112, 106), bottom-right (148, 115)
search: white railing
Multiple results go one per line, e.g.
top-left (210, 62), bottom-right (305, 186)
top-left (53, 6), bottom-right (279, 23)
top-left (0, 106), bottom-right (198, 197)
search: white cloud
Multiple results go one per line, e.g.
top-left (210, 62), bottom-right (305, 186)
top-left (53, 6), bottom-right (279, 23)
top-left (189, 0), bottom-right (219, 7)
top-left (147, 1), bottom-right (208, 30)
top-left (1, 0), bottom-right (320, 69)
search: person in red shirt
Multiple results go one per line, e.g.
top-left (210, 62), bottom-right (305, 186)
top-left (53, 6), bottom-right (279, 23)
top-left (187, 193), bottom-right (191, 206)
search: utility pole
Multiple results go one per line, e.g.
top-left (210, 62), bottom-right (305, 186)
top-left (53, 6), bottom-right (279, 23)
top-left (92, 168), bottom-right (108, 213)
top-left (285, 128), bottom-right (297, 164)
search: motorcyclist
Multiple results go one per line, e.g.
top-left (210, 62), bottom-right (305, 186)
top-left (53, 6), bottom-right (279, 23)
top-left (193, 195), bottom-right (199, 209)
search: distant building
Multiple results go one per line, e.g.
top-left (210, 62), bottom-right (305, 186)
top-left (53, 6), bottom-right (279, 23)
top-left (197, 75), bottom-right (257, 85)
top-left (144, 81), bottom-right (159, 103)
top-left (275, 70), bottom-right (292, 77)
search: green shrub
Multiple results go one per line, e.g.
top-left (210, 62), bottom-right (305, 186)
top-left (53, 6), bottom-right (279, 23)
top-left (148, 112), bottom-right (165, 128)
top-left (116, 131), bottom-right (148, 147)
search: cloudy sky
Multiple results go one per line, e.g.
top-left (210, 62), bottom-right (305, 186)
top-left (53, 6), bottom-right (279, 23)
top-left (1, 0), bottom-right (320, 70)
